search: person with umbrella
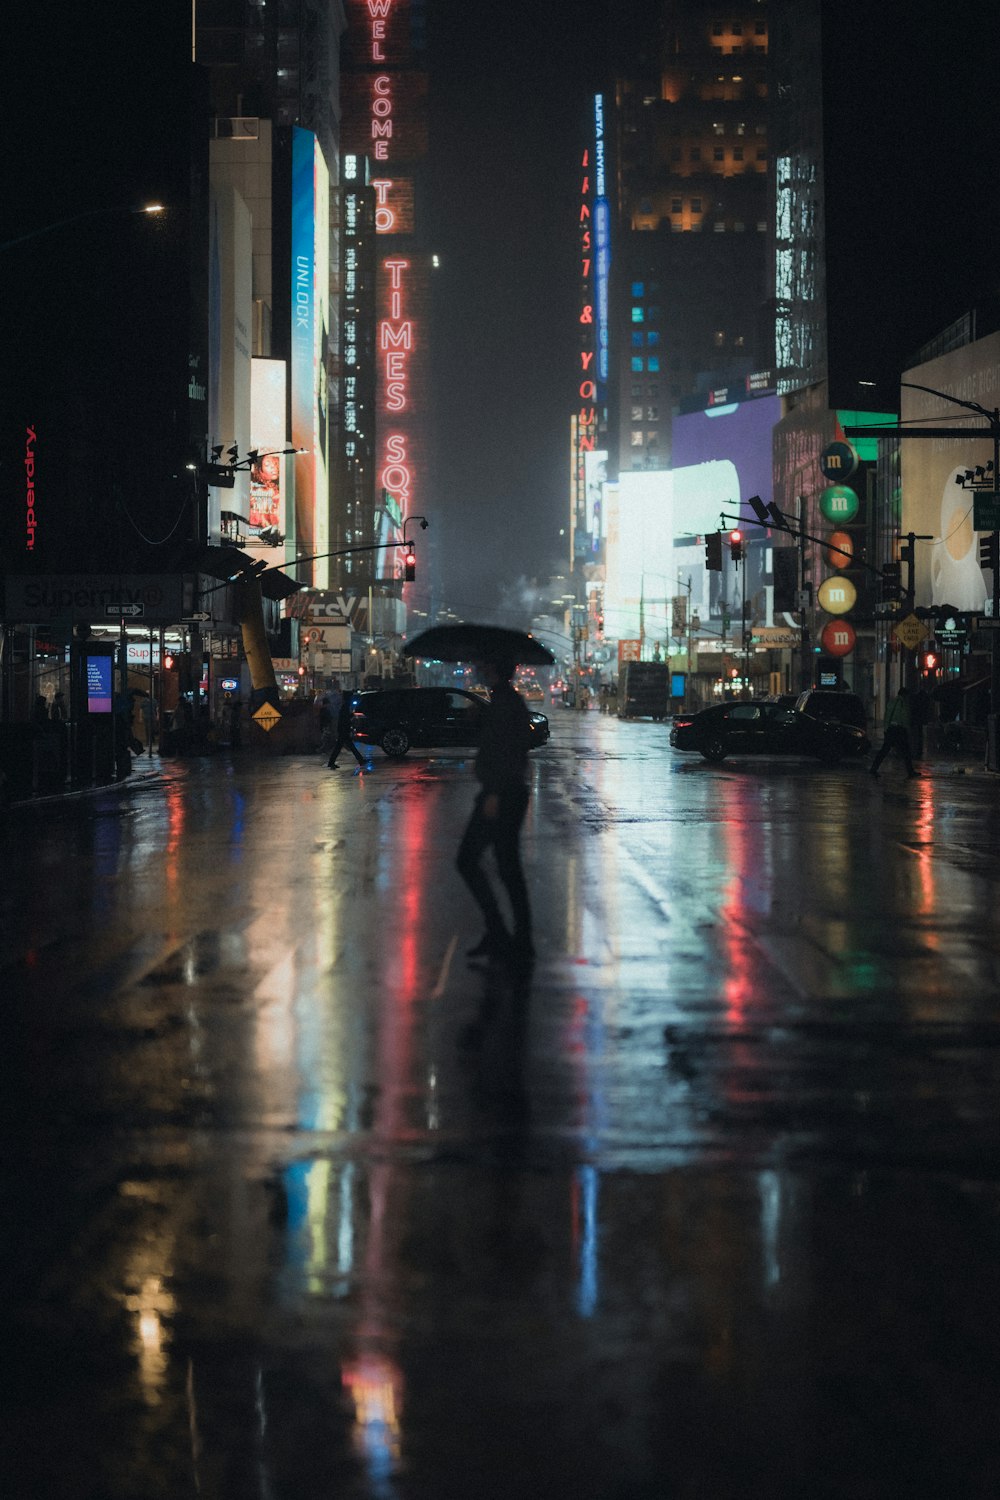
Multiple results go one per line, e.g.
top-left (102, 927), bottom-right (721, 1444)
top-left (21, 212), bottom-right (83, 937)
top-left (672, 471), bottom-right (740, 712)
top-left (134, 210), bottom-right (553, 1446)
top-left (456, 652), bottom-right (535, 965)
top-left (403, 624), bottom-right (553, 968)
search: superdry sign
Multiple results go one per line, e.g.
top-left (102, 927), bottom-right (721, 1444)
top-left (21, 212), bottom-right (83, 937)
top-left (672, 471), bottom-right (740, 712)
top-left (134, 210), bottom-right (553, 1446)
top-left (4, 575), bottom-right (187, 624)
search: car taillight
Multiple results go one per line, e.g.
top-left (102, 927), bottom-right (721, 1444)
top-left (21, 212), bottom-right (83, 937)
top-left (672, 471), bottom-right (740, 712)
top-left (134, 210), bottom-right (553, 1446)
top-left (673, 718), bottom-right (693, 729)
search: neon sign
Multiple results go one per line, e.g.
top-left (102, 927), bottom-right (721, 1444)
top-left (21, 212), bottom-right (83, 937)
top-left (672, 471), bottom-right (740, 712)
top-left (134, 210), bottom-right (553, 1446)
top-left (25, 425), bottom-right (37, 552)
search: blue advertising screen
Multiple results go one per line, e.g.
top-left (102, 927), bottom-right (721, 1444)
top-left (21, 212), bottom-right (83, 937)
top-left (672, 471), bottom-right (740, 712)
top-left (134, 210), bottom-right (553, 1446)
top-left (86, 655), bottom-right (113, 713)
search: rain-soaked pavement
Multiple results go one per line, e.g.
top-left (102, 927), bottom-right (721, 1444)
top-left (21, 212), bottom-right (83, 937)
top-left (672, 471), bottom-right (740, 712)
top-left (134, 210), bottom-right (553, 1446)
top-left (2, 711), bottom-right (999, 1499)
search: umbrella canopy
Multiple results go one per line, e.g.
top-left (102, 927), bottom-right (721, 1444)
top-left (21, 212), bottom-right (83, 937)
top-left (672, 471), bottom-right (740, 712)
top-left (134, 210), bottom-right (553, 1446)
top-left (403, 623), bottom-right (555, 667)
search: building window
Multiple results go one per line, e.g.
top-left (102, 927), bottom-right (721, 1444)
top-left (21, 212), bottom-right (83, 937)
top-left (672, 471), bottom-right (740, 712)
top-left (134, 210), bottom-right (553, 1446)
top-left (631, 357), bottom-right (644, 372)
top-left (734, 220), bottom-right (746, 232)
top-left (671, 197), bottom-right (683, 213)
top-left (647, 432), bottom-right (659, 447)
top-left (648, 306), bottom-right (661, 321)
top-left (690, 147), bottom-right (701, 161)
top-left (714, 331), bottom-right (725, 347)
top-left (691, 198), bottom-right (702, 212)
top-left (631, 306), bottom-right (645, 323)
top-left (714, 222), bottom-right (725, 232)
top-left (647, 406), bottom-right (659, 421)
top-left (647, 355), bottom-right (660, 372)
top-left (733, 147), bottom-right (744, 161)
top-left (713, 122), bottom-right (724, 135)
top-left (732, 21), bottom-right (742, 34)
top-left (632, 331), bottom-right (644, 348)
top-left (757, 220), bottom-right (767, 231)
top-left (713, 147), bottom-right (724, 161)
top-left (712, 21), bottom-right (723, 34)
top-left (631, 405), bottom-right (643, 422)
top-left (631, 430), bottom-right (644, 447)
top-left (755, 19), bottom-right (766, 32)
top-left (647, 383), bottom-right (659, 397)
top-left (631, 281), bottom-right (645, 297)
top-left (631, 383), bottom-right (643, 397)
top-left (647, 330), bottom-right (660, 347)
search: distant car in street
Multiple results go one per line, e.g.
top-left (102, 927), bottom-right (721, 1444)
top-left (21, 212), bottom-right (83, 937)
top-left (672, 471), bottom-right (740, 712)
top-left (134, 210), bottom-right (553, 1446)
top-left (352, 687), bottom-right (550, 759)
top-left (518, 678), bottom-right (546, 702)
top-left (669, 697), bottom-right (869, 763)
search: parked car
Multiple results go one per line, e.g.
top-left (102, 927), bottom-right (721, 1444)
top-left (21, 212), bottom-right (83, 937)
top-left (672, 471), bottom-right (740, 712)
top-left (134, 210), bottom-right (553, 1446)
top-left (669, 697), bottom-right (868, 763)
top-left (351, 687), bottom-right (550, 758)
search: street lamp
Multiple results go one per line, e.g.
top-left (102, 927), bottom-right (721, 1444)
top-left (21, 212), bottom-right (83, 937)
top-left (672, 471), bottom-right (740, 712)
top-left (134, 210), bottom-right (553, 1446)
top-left (0, 202), bottom-right (165, 253)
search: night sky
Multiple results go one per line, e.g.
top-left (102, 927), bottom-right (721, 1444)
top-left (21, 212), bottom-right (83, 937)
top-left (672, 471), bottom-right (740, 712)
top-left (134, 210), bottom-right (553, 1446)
top-left (423, 0), bottom-right (1000, 616)
top-left (424, 0), bottom-right (660, 617)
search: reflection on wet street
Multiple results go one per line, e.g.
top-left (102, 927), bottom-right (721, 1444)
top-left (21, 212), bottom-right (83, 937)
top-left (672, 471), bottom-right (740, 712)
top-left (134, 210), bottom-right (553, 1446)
top-left (2, 715), bottom-right (999, 1498)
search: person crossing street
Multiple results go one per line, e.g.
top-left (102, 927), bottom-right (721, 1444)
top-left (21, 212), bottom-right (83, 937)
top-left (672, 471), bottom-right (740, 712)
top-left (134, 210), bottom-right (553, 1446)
top-left (870, 686), bottom-right (916, 778)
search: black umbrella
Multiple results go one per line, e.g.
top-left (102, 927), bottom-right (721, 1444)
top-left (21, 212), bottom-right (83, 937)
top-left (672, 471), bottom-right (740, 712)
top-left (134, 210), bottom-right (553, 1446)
top-left (402, 623), bottom-right (555, 667)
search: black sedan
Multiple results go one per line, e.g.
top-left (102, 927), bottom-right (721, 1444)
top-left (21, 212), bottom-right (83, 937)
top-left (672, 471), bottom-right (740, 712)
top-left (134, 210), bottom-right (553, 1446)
top-left (669, 699), bottom-right (868, 764)
top-left (352, 687), bottom-right (550, 758)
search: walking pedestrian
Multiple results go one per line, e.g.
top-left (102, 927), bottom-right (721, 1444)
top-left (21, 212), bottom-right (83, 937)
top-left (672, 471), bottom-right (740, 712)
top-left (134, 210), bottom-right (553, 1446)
top-left (870, 686), bottom-right (916, 778)
top-left (456, 655), bottom-right (534, 966)
top-left (50, 691), bottom-right (67, 722)
top-left (327, 691), bottom-right (369, 770)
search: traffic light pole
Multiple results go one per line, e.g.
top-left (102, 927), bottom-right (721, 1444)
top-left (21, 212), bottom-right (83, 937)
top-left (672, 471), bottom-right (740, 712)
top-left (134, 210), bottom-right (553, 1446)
top-left (845, 386), bottom-right (1000, 770)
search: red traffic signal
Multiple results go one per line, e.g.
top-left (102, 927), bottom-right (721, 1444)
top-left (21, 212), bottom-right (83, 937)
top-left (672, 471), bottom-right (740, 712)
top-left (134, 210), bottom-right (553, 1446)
top-left (403, 547), bottom-right (416, 582)
top-left (729, 528), bottom-right (744, 561)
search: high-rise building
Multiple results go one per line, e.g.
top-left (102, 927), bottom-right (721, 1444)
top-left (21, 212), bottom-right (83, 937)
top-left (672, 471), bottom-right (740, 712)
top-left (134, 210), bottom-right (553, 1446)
top-left (609, 0), bottom-right (771, 475)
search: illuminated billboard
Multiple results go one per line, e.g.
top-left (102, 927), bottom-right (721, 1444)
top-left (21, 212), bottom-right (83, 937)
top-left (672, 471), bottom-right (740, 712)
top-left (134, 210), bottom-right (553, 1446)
top-left (671, 394), bottom-right (781, 519)
top-left (290, 126), bottom-right (331, 588)
top-left (901, 333), bottom-right (1000, 611)
top-left (249, 358), bottom-right (287, 535)
top-left (375, 254), bottom-right (428, 579)
top-left (208, 181), bottom-right (252, 540)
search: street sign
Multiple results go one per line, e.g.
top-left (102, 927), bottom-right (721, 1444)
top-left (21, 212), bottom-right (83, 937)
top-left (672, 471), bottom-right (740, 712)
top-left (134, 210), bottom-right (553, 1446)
top-left (104, 603), bottom-right (144, 618)
top-left (183, 611), bottom-right (212, 623)
top-left (973, 492), bottom-right (1000, 530)
top-left (893, 613), bottom-right (927, 650)
top-left (975, 617), bottom-right (1000, 630)
top-left (252, 703), bottom-right (282, 732)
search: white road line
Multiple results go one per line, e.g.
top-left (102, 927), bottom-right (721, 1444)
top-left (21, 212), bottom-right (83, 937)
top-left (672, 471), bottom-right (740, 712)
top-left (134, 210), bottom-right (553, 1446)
top-left (430, 934), bottom-right (459, 999)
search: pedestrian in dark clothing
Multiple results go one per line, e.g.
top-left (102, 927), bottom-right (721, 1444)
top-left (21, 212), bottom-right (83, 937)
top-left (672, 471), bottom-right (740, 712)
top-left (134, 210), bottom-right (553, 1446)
top-left (32, 695), bottom-right (49, 725)
top-left (870, 687), bottom-right (916, 777)
top-left (457, 657), bottom-right (534, 965)
top-left (50, 691), bottom-right (67, 722)
top-left (327, 692), bottom-right (368, 769)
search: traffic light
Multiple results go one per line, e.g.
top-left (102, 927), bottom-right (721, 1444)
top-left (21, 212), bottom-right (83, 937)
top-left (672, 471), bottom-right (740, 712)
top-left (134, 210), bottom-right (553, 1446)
top-left (729, 528), bottom-right (744, 561)
top-left (403, 547), bottom-right (416, 581)
top-left (773, 547), bottom-right (797, 611)
top-left (979, 534), bottom-right (998, 571)
top-left (880, 561), bottom-right (903, 598)
top-left (705, 532), bottom-right (723, 571)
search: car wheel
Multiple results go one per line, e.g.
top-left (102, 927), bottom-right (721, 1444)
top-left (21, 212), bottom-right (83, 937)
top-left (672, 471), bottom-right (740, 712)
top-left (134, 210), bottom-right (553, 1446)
top-left (701, 738), bottom-right (727, 762)
top-left (380, 727), bottom-right (410, 758)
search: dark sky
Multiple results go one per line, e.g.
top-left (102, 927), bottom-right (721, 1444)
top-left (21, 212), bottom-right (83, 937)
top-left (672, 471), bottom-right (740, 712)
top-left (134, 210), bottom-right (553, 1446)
top-left (422, 0), bottom-right (1000, 617)
top-left (424, 1), bottom-right (658, 617)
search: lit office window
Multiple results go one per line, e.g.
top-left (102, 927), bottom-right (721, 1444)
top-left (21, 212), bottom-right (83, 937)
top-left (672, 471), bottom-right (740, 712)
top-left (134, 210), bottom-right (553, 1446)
top-left (631, 307), bottom-right (645, 323)
top-left (631, 357), bottom-right (644, 372)
top-left (631, 281), bottom-right (645, 297)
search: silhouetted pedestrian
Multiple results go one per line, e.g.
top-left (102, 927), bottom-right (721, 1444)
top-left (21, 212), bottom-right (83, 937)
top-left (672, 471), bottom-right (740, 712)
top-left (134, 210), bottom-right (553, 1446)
top-left (50, 691), bottom-right (67, 722)
top-left (870, 687), bottom-right (915, 778)
top-left (457, 656), bottom-right (534, 965)
top-left (327, 692), bottom-right (368, 770)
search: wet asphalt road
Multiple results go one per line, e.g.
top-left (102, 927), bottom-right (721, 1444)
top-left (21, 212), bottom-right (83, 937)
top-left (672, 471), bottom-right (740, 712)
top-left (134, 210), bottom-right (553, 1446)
top-left (2, 711), bottom-right (999, 1499)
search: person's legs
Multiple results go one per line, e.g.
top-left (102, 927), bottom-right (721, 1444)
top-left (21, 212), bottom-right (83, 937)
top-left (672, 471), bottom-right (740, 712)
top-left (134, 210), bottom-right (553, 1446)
top-left (870, 736), bottom-right (889, 774)
top-left (457, 796), bottom-right (508, 948)
top-left (349, 735), bottom-right (367, 764)
top-left (492, 784), bottom-right (532, 950)
top-left (327, 731), bottom-right (345, 768)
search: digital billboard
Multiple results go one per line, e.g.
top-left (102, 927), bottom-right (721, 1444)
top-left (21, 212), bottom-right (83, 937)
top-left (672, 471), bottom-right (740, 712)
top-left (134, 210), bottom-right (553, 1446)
top-left (290, 127), bottom-right (331, 588)
top-left (249, 358), bottom-right (287, 535)
top-left (670, 394), bottom-right (781, 523)
top-left (207, 181), bottom-right (252, 540)
top-left (86, 655), bottom-right (113, 714)
top-left (901, 333), bottom-right (1000, 611)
